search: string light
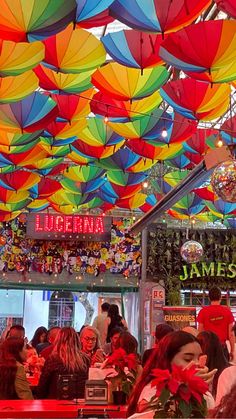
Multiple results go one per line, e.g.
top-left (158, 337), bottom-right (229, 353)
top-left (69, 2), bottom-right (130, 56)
top-left (143, 181), bottom-right (148, 188)
top-left (161, 128), bottom-right (168, 138)
top-left (104, 115), bottom-right (109, 124)
top-left (216, 138), bottom-right (224, 147)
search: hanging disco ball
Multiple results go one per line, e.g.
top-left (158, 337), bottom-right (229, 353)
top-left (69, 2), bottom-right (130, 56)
top-left (211, 160), bottom-right (236, 203)
top-left (180, 240), bottom-right (203, 263)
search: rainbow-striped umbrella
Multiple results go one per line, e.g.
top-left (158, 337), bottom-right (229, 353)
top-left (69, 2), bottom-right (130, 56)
top-left (110, 0), bottom-right (210, 34)
top-left (102, 30), bottom-right (164, 69)
top-left (160, 20), bottom-right (236, 78)
top-left (0, 40), bottom-right (44, 77)
top-left (0, 131), bottom-right (42, 147)
top-left (160, 79), bottom-right (230, 121)
top-left (0, 0), bottom-right (76, 42)
top-left (35, 65), bottom-right (94, 94)
top-left (63, 166), bottom-right (105, 182)
top-left (92, 62), bottom-right (169, 101)
top-left (75, 0), bottom-right (114, 25)
top-left (107, 171), bottom-right (147, 186)
top-left (43, 25), bottom-right (106, 74)
top-left (0, 92), bottom-right (58, 133)
top-left (0, 71), bottom-right (38, 103)
top-left (0, 170), bottom-right (40, 191)
top-left (51, 90), bottom-right (95, 123)
top-left (43, 119), bottom-right (87, 146)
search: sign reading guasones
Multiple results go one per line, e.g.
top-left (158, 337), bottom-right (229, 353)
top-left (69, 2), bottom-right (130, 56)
top-left (26, 213), bottom-right (111, 241)
top-left (179, 261), bottom-right (236, 281)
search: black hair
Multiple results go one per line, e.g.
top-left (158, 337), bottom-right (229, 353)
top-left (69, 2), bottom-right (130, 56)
top-left (101, 302), bottom-right (110, 312)
top-left (209, 286), bottom-right (221, 302)
top-left (155, 323), bottom-right (174, 341)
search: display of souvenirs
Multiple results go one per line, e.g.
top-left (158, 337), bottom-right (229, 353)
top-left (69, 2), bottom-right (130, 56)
top-left (0, 218), bottom-right (141, 278)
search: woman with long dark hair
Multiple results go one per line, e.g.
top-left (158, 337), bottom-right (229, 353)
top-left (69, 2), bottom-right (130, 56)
top-left (127, 331), bottom-right (216, 417)
top-left (210, 382), bottom-right (236, 418)
top-left (0, 337), bottom-right (33, 399)
top-left (37, 327), bottom-right (89, 399)
top-left (198, 331), bottom-right (230, 397)
top-left (106, 304), bottom-right (127, 343)
top-left (30, 326), bottom-right (48, 350)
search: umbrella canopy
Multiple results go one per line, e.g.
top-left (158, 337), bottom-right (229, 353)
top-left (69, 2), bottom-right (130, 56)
top-left (0, 0), bottom-right (77, 42)
top-left (92, 62), bottom-right (169, 101)
top-left (0, 131), bottom-right (41, 147)
top-left (79, 117), bottom-right (123, 146)
top-left (71, 140), bottom-right (124, 159)
top-left (63, 166), bottom-right (105, 182)
top-left (0, 40), bottom-right (44, 77)
top-left (160, 78), bottom-right (230, 121)
top-left (61, 176), bottom-right (105, 194)
top-left (127, 139), bottom-right (183, 160)
top-left (90, 91), bottom-right (162, 120)
top-left (34, 64), bottom-right (94, 94)
top-left (185, 61), bottom-right (236, 84)
top-left (50, 90), bottom-right (94, 123)
top-left (75, 0), bottom-right (114, 24)
top-left (115, 193), bottom-right (146, 209)
top-left (160, 20), bottom-right (236, 76)
top-left (43, 25), bottom-right (106, 74)
top-left (108, 109), bottom-right (172, 141)
top-left (0, 171), bottom-right (40, 191)
top-left (220, 114), bottom-right (236, 144)
top-left (102, 30), bottom-right (164, 69)
top-left (95, 148), bottom-right (141, 171)
top-left (0, 70), bottom-right (38, 103)
top-left (0, 92), bottom-right (58, 133)
top-left (107, 171), bottom-right (147, 186)
top-left (167, 113), bottom-right (197, 145)
top-left (43, 119), bottom-right (87, 146)
top-left (110, 0), bottom-right (210, 34)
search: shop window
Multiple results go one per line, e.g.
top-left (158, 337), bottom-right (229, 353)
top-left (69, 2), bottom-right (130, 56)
top-left (48, 291), bottom-right (74, 328)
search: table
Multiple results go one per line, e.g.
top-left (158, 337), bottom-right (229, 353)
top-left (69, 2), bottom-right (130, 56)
top-left (0, 400), bottom-right (127, 418)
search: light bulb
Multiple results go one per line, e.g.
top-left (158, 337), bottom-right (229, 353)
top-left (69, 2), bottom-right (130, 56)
top-left (104, 115), bottom-right (109, 124)
top-left (216, 138), bottom-right (223, 148)
top-left (162, 128), bottom-right (168, 138)
top-left (143, 181), bottom-right (148, 188)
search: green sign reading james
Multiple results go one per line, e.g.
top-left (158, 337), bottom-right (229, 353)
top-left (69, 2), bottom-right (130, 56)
top-left (179, 262), bottom-right (236, 281)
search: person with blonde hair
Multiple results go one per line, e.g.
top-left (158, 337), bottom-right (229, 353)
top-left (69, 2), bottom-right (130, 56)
top-left (37, 327), bottom-right (89, 399)
top-left (80, 325), bottom-right (105, 366)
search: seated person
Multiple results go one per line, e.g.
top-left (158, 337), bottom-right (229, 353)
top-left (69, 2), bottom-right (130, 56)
top-left (80, 326), bottom-right (105, 366)
top-left (142, 323), bottom-right (173, 367)
top-left (0, 337), bottom-right (33, 399)
top-left (103, 327), bottom-right (122, 355)
top-left (37, 327), bottom-right (89, 399)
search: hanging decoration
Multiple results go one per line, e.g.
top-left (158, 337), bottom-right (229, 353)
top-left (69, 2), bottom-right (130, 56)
top-left (180, 240), bottom-right (204, 263)
top-left (211, 160), bottom-right (236, 203)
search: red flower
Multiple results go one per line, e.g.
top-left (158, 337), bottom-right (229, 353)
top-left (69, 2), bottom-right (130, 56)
top-left (106, 348), bottom-right (137, 372)
top-left (170, 364), bottom-right (209, 404)
top-left (151, 368), bottom-right (171, 396)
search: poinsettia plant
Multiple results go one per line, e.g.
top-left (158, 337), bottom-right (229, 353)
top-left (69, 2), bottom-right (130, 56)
top-left (103, 348), bottom-right (138, 396)
top-left (149, 365), bottom-right (208, 418)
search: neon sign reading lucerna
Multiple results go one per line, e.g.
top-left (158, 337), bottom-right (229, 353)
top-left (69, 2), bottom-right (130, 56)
top-left (35, 214), bottom-right (105, 234)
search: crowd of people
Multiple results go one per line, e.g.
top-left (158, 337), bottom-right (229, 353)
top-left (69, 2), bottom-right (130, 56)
top-left (0, 290), bottom-right (236, 418)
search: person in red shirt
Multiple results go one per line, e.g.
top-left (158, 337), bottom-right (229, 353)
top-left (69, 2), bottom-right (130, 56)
top-left (197, 286), bottom-right (235, 361)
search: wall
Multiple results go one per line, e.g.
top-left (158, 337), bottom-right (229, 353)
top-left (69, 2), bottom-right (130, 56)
top-left (24, 290), bottom-right (49, 341)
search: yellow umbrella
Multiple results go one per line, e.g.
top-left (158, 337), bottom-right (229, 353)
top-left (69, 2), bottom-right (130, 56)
top-left (0, 71), bottom-right (38, 103)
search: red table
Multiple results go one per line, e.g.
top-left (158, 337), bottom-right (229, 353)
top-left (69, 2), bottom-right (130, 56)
top-left (0, 400), bottom-right (127, 418)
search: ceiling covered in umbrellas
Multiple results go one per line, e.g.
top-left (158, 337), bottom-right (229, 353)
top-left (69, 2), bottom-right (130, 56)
top-left (0, 0), bottom-right (235, 228)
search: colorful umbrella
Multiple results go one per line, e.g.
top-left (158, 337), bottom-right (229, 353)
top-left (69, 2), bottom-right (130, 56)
top-left (27, 199), bottom-right (50, 212)
top-left (101, 30), bottom-right (164, 69)
top-left (160, 79), bottom-right (230, 121)
top-left (127, 157), bottom-right (156, 172)
top-left (0, 0), bottom-right (76, 42)
top-left (193, 186), bottom-right (216, 202)
top-left (0, 171), bottom-right (40, 191)
top-left (61, 177), bottom-right (106, 195)
top-left (110, 0), bottom-right (211, 34)
top-left (63, 166), bottom-right (105, 182)
top-left (75, 0), bottom-right (114, 23)
top-left (77, 8), bottom-right (114, 29)
top-left (39, 139), bottom-right (71, 158)
top-left (173, 195), bottom-right (205, 216)
top-left (0, 131), bottom-right (41, 147)
top-left (34, 65), bottom-right (94, 94)
top-left (159, 20), bottom-right (236, 76)
top-left (167, 113), bottom-right (197, 145)
top-left (101, 182), bottom-right (142, 199)
top-left (0, 188), bottom-right (29, 203)
top-left (214, 0), bottom-right (236, 19)
top-left (67, 151), bottom-right (94, 165)
top-left (127, 139), bottom-right (183, 160)
top-left (0, 140), bottom-right (39, 155)
top-left (0, 40), bottom-right (44, 77)
top-left (30, 178), bottom-right (61, 198)
top-left (0, 92), bottom-right (58, 133)
top-left (108, 109), bottom-right (172, 141)
top-left (206, 200), bottom-right (236, 217)
top-left (140, 194), bottom-right (157, 212)
top-left (43, 25), bottom-right (106, 74)
top-left (95, 148), bottom-right (140, 171)
top-left (166, 155), bottom-right (191, 169)
top-left (185, 61), bottom-right (236, 84)
top-left (90, 91), bottom-right (162, 120)
top-left (50, 90), bottom-right (95, 123)
top-left (107, 171), bottom-right (147, 186)
top-left (92, 62), bottom-right (169, 101)
top-left (183, 129), bottom-right (213, 154)
top-left (71, 140), bottom-right (124, 159)
top-left (25, 156), bottom-right (64, 171)
top-left (115, 193), bottom-right (146, 209)
top-left (79, 117), bottom-right (124, 147)
top-left (43, 119), bottom-right (87, 146)
top-left (0, 71), bottom-right (38, 103)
